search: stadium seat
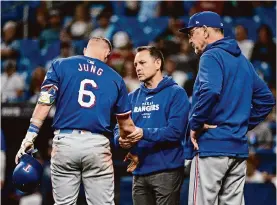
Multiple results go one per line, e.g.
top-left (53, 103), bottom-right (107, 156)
top-left (63, 16), bottom-right (73, 27)
top-left (17, 57), bottom-right (32, 72)
top-left (244, 183), bottom-right (276, 205)
top-left (179, 16), bottom-right (190, 27)
top-left (235, 17), bottom-right (262, 41)
top-left (183, 1), bottom-right (196, 13)
top-left (180, 178), bottom-right (190, 205)
top-left (140, 17), bottom-right (169, 43)
top-left (112, 17), bottom-right (146, 47)
top-left (111, 2), bottom-right (126, 16)
top-left (254, 7), bottom-right (276, 37)
top-left (1, 2), bottom-right (24, 25)
top-left (113, 16), bottom-right (168, 47)
top-left (19, 39), bottom-right (42, 70)
top-left (119, 176), bottom-right (133, 205)
top-left (72, 40), bottom-right (88, 55)
top-left (222, 16), bottom-right (235, 38)
top-left (255, 149), bottom-right (276, 174)
top-left (1, 1), bottom-right (40, 26)
top-left (41, 40), bottom-right (60, 65)
top-left (252, 61), bottom-right (272, 83)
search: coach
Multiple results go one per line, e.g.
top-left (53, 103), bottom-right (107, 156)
top-left (179, 11), bottom-right (275, 205)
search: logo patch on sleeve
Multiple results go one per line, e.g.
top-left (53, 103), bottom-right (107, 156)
top-left (38, 92), bottom-right (51, 104)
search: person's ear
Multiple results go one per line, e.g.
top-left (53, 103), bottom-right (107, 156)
top-left (155, 59), bottom-right (161, 71)
top-left (83, 47), bottom-right (87, 55)
top-left (106, 52), bottom-right (111, 59)
top-left (203, 26), bottom-right (209, 39)
top-left (105, 50), bottom-right (111, 60)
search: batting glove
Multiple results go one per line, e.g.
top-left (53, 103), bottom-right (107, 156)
top-left (15, 131), bottom-right (38, 164)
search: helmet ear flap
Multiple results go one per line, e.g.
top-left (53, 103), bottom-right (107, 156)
top-left (12, 154), bottom-right (43, 193)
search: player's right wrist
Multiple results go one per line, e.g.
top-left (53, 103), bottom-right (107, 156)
top-left (24, 124), bottom-right (39, 143)
top-left (30, 118), bottom-right (44, 127)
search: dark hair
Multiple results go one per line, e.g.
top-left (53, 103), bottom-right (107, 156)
top-left (4, 59), bottom-right (16, 70)
top-left (75, 4), bottom-right (90, 22)
top-left (61, 41), bottom-right (71, 49)
top-left (90, 36), bottom-right (112, 53)
top-left (236, 25), bottom-right (248, 35)
top-left (136, 46), bottom-right (164, 71)
top-left (97, 11), bottom-right (111, 21)
top-left (257, 24), bottom-right (273, 41)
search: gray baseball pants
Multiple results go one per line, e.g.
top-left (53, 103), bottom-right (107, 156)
top-left (132, 168), bottom-right (184, 205)
top-left (51, 129), bottom-right (114, 205)
top-left (188, 155), bottom-right (246, 205)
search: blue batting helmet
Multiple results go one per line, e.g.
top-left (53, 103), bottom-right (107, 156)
top-left (12, 154), bottom-right (43, 193)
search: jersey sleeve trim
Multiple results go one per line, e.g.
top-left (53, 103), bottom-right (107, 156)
top-left (41, 84), bottom-right (58, 91)
top-left (115, 110), bottom-right (132, 116)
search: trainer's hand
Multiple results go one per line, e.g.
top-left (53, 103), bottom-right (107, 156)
top-left (119, 137), bottom-right (134, 149)
top-left (190, 124), bottom-right (217, 150)
top-left (124, 152), bottom-right (139, 172)
top-left (126, 127), bottom-right (143, 143)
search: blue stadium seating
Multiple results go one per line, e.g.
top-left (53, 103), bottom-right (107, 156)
top-left (19, 39), bottom-right (42, 70)
top-left (62, 16), bottom-right (73, 27)
top-left (11, 16), bottom-right (274, 72)
top-left (235, 17), bottom-right (262, 41)
top-left (1, 2), bottom-right (25, 25)
top-left (112, 16), bottom-right (169, 47)
top-left (41, 40), bottom-right (60, 66)
top-left (140, 17), bottom-right (169, 43)
top-left (222, 16), bottom-right (235, 38)
top-left (72, 40), bottom-right (88, 55)
top-left (120, 176), bottom-right (133, 205)
top-left (252, 61), bottom-right (272, 83)
top-left (254, 7), bottom-right (276, 37)
top-left (1, 1), bottom-right (40, 26)
top-left (255, 149), bottom-right (276, 174)
top-left (244, 183), bottom-right (276, 205)
top-left (111, 2), bottom-right (126, 16)
top-left (112, 17), bottom-right (149, 47)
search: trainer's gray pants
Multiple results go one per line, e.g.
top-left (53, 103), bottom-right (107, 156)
top-left (51, 130), bottom-right (114, 205)
top-left (188, 155), bottom-right (246, 205)
top-left (132, 168), bottom-right (184, 205)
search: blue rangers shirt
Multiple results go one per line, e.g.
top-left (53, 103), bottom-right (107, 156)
top-left (41, 55), bottom-right (131, 134)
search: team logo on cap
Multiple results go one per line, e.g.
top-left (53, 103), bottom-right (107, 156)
top-left (196, 21), bottom-right (199, 24)
top-left (221, 23), bottom-right (223, 26)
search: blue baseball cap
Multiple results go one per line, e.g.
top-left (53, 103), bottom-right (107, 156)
top-left (179, 11), bottom-right (224, 33)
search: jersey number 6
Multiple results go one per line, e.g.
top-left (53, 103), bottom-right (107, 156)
top-left (78, 79), bottom-right (98, 108)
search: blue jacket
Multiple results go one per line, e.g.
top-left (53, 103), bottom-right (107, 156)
top-left (114, 76), bottom-right (190, 175)
top-left (186, 37), bottom-right (275, 159)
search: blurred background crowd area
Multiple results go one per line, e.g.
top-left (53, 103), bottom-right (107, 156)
top-left (0, 1), bottom-right (276, 205)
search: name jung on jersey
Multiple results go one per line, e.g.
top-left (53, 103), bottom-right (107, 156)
top-left (78, 60), bottom-right (103, 76)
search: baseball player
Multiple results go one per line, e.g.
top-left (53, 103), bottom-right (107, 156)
top-left (179, 11), bottom-right (275, 205)
top-left (15, 37), bottom-right (137, 205)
